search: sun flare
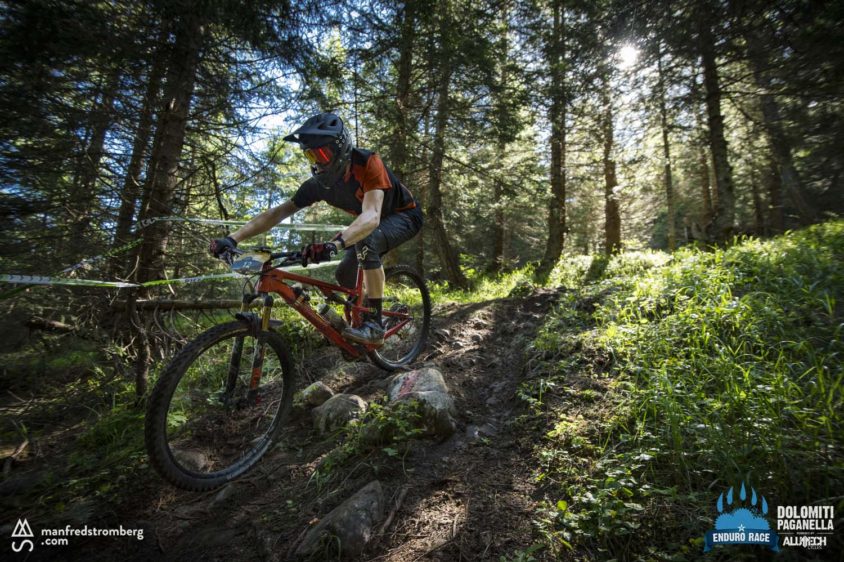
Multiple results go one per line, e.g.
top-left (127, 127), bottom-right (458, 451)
top-left (618, 44), bottom-right (639, 69)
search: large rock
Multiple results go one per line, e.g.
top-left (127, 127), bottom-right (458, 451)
top-left (295, 480), bottom-right (385, 559)
top-left (300, 381), bottom-right (335, 407)
top-left (172, 449), bottom-right (210, 472)
top-left (387, 367), bottom-right (456, 438)
top-left (312, 394), bottom-right (367, 434)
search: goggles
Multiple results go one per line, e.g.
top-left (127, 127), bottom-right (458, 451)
top-left (303, 144), bottom-right (334, 166)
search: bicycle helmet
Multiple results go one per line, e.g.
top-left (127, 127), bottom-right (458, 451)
top-left (283, 112), bottom-right (353, 189)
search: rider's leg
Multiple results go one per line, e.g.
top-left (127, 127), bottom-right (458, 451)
top-left (343, 247), bottom-right (386, 345)
top-left (363, 266), bottom-right (385, 325)
top-left (363, 267), bottom-right (385, 298)
top-left (335, 248), bottom-right (358, 289)
top-left (342, 208), bottom-right (423, 345)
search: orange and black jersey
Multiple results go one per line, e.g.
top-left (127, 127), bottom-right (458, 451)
top-left (292, 148), bottom-right (417, 217)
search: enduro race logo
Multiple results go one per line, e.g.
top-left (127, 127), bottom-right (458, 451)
top-left (703, 481), bottom-right (779, 552)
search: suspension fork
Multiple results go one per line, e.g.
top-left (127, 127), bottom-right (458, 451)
top-left (246, 293), bottom-right (274, 403)
top-left (225, 293), bottom-right (258, 398)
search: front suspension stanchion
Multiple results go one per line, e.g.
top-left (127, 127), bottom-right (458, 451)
top-left (247, 294), bottom-right (274, 404)
top-left (260, 294), bottom-right (274, 331)
top-left (224, 293), bottom-right (257, 403)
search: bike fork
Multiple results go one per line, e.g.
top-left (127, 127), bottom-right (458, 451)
top-left (246, 294), bottom-right (274, 404)
top-left (224, 294), bottom-right (254, 399)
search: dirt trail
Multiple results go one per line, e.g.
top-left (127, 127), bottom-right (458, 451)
top-left (371, 290), bottom-right (559, 561)
top-left (22, 289), bottom-right (563, 561)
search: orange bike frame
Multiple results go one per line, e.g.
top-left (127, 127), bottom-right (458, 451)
top-left (253, 264), bottom-right (411, 359)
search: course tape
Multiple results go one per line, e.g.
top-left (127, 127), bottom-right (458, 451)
top-left (140, 273), bottom-right (241, 287)
top-left (0, 275), bottom-right (140, 288)
top-left (0, 239), bottom-right (144, 299)
top-left (61, 239), bottom-right (143, 275)
top-left (2, 219), bottom-right (345, 296)
top-left (136, 216), bottom-right (347, 232)
top-left (1, 261), bottom-right (339, 290)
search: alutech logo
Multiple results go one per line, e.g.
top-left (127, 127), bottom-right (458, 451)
top-left (11, 518), bottom-right (35, 553)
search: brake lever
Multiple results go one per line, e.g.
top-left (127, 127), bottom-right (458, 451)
top-left (220, 247), bottom-right (244, 266)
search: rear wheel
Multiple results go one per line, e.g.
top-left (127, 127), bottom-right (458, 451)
top-left (145, 321), bottom-right (295, 491)
top-left (368, 265), bottom-right (431, 370)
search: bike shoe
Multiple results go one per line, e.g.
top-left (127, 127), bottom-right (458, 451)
top-left (343, 320), bottom-right (385, 346)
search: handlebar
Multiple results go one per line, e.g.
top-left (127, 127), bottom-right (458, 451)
top-left (269, 250), bottom-right (302, 260)
top-left (271, 251), bottom-right (305, 268)
top-left (222, 247), bottom-right (336, 269)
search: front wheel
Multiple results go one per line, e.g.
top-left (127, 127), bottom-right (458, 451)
top-left (145, 321), bottom-right (295, 491)
top-left (368, 265), bottom-right (431, 371)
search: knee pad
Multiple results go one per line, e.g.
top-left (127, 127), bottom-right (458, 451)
top-left (356, 241), bottom-right (382, 270)
top-left (355, 229), bottom-right (387, 270)
top-left (335, 252), bottom-right (358, 289)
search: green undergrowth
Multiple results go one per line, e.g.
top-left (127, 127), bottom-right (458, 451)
top-left (520, 221), bottom-right (844, 560)
top-left (310, 400), bottom-right (426, 490)
top-left (0, 340), bottom-right (154, 519)
top-left (430, 255), bottom-right (593, 305)
top-left (0, 301), bottom-right (323, 520)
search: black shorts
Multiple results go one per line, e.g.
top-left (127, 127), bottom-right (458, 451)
top-left (335, 207), bottom-right (423, 288)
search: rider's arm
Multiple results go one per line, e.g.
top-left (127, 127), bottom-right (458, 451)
top-left (229, 200), bottom-right (299, 243)
top-left (339, 190), bottom-right (384, 247)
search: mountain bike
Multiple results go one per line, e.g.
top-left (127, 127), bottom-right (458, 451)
top-left (144, 247), bottom-right (431, 491)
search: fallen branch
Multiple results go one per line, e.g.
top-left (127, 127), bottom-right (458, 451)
top-left (378, 486), bottom-right (408, 538)
top-left (25, 317), bottom-right (75, 333)
top-left (2, 438), bottom-right (29, 476)
top-left (369, 485), bottom-right (409, 553)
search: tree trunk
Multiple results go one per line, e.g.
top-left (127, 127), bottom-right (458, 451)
top-left (110, 45), bottom-right (166, 277)
top-left (767, 155), bottom-right (785, 233)
top-left (698, 14), bottom-right (735, 241)
top-left (745, 31), bottom-right (815, 224)
top-left (131, 12), bottom-right (205, 397)
top-left (416, 109), bottom-right (432, 277)
top-left (488, 1), bottom-right (512, 273)
top-left (135, 12), bottom-right (204, 285)
top-left (69, 69), bottom-right (120, 242)
top-left (390, 2), bottom-right (416, 182)
top-left (601, 68), bottom-right (621, 254)
top-left (657, 44), bottom-right (676, 251)
top-left (426, 0), bottom-right (468, 288)
top-left (750, 165), bottom-right (765, 234)
top-left (537, 0), bottom-right (566, 279)
top-left (698, 145), bottom-right (714, 226)
top-left (690, 76), bottom-right (714, 230)
top-left (490, 150), bottom-right (507, 272)
top-left (384, 2), bottom-right (417, 269)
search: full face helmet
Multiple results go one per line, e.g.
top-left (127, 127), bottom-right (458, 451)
top-left (283, 112), bottom-right (353, 189)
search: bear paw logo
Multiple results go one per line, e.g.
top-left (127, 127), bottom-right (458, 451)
top-left (703, 480), bottom-right (779, 553)
top-left (715, 481), bottom-right (770, 531)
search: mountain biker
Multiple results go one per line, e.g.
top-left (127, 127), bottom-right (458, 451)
top-left (209, 112), bottom-right (422, 346)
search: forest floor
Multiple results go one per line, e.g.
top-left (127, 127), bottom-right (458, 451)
top-left (5, 224), bottom-right (843, 561)
top-left (4, 287), bottom-right (592, 561)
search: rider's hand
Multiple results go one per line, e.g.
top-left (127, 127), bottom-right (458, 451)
top-left (209, 236), bottom-right (238, 258)
top-left (302, 242), bottom-right (338, 265)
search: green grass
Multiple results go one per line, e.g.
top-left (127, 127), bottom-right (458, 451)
top-left (429, 256), bottom-right (594, 305)
top-left (522, 221), bottom-right (844, 559)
